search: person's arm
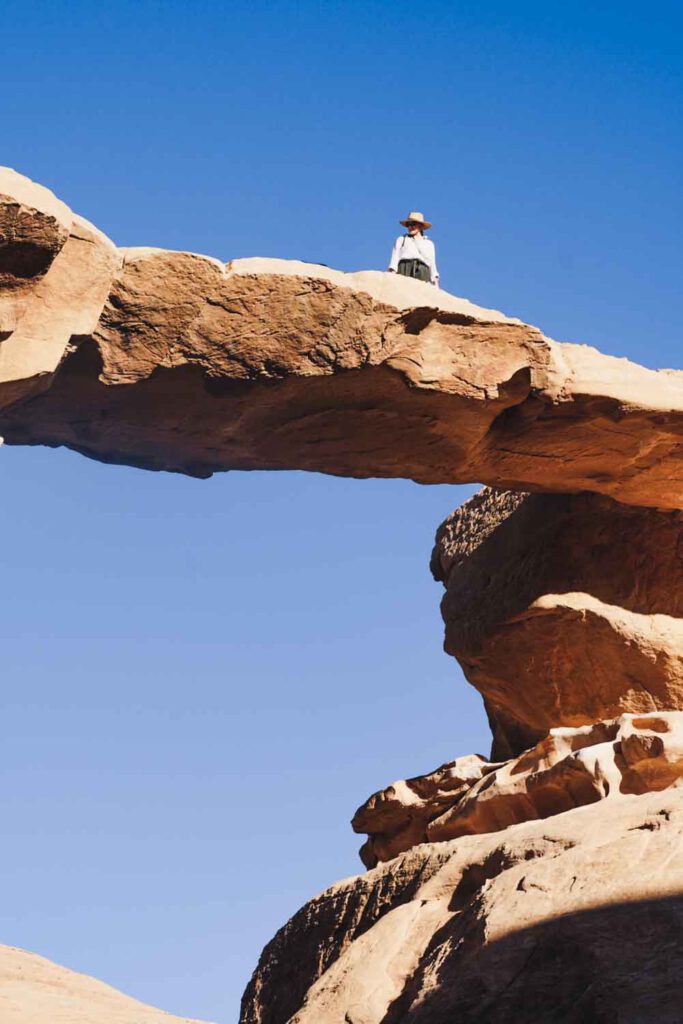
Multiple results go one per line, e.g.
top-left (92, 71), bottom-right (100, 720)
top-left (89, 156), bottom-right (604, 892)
top-left (430, 242), bottom-right (439, 286)
top-left (388, 236), bottom-right (402, 272)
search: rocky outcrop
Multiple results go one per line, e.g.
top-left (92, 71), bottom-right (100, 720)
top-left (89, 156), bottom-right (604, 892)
top-left (0, 944), bottom-right (207, 1023)
top-left (432, 487), bottom-right (683, 758)
top-left (353, 712), bottom-right (683, 867)
top-left (0, 168), bottom-right (120, 410)
top-left (1, 169), bottom-right (683, 509)
top-left (241, 788), bottom-right (683, 1024)
top-left (352, 753), bottom-right (493, 868)
top-left (4, 168), bottom-right (683, 1021)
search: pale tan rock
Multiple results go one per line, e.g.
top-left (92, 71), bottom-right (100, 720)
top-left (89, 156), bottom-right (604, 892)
top-left (0, 944), bottom-right (209, 1023)
top-left (0, 168), bottom-right (120, 410)
top-left (354, 712), bottom-right (683, 865)
top-left (0, 170), bottom-right (683, 509)
top-left (241, 788), bottom-right (683, 1024)
top-left (433, 488), bottom-right (683, 757)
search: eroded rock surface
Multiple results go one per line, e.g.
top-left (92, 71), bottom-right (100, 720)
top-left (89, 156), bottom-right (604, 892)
top-left (0, 944), bottom-right (208, 1023)
top-left (5, 168), bottom-right (683, 1023)
top-left (433, 487), bottom-right (683, 757)
top-left (241, 789), bottom-right (683, 1024)
top-left (352, 753), bottom-right (493, 868)
top-left (0, 169), bottom-right (682, 509)
top-left (0, 168), bottom-right (121, 411)
top-left (354, 712), bottom-right (683, 867)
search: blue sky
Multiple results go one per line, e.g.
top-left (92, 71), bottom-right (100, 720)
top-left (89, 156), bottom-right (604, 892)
top-left (2, 2), bottom-right (682, 1021)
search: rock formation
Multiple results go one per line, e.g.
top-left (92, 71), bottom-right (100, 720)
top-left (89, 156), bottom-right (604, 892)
top-left (0, 944), bottom-right (207, 1023)
top-left (354, 712), bottom-right (683, 868)
top-left (242, 790), bottom-right (683, 1024)
top-left (2, 168), bottom-right (683, 1022)
top-left (2, 168), bottom-right (683, 508)
top-left (432, 487), bottom-right (683, 758)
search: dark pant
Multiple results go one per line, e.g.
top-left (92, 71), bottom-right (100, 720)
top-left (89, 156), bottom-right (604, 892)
top-left (397, 259), bottom-right (430, 283)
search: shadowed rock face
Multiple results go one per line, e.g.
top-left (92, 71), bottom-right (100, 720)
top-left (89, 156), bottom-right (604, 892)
top-left (1, 168), bottom-right (683, 507)
top-left (432, 487), bottom-right (683, 758)
top-left (0, 169), bottom-right (76, 285)
top-left (241, 790), bottom-right (683, 1024)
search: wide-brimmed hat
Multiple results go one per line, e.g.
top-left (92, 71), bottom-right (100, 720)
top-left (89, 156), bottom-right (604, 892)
top-left (400, 210), bottom-right (432, 229)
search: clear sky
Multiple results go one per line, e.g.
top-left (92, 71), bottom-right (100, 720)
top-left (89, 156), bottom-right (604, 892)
top-left (2, 2), bottom-right (681, 1021)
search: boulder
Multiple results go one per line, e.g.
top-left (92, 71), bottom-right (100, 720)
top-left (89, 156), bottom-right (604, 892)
top-left (433, 488), bottom-right (683, 757)
top-left (0, 170), bottom-right (682, 509)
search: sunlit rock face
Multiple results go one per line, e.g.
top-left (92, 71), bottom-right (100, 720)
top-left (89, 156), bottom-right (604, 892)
top-left (1, 168), bottom-right (683, 508)
top-left (432, 487), bottom-right (683, 758)
top-left (0, 943), bottom-right (206, 1024)
top-left (3, 168), bottom-right (683, 1024)
top-left (241, 790), bottom-right (683, 1024)
top-left (0, 168), bottom-right (120, 410)
top-left (353, 712), bottom-right (683, 867)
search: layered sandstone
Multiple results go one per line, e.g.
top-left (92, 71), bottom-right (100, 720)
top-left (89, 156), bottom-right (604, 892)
top-left (0, 944), bottom-right (207, 1023)
top-left (242, 788), bottom-right (683, 1024)
top-left (432, 487), bottom-right (683, 757)
top-left (354, 712), bottom-right (683, 867)
top-left (1, 168), bottom-right (683, 509)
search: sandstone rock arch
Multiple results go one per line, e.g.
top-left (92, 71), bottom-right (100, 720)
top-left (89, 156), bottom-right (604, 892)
top-left (3, 167), bottom-right (683, 1023)
top-left (1, 167), bottom-right (682, 508)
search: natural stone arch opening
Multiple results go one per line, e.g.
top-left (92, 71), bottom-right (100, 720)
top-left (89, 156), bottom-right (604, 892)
top-left (4, 167), bottom-right (683, 1024)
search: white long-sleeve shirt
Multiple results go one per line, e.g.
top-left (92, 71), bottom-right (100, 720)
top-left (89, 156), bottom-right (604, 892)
top-left (388, 234), bottom-right (439, 283)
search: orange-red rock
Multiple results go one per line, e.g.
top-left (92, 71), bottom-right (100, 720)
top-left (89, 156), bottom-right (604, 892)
top-left (433, 487), bottom-right (683, 757)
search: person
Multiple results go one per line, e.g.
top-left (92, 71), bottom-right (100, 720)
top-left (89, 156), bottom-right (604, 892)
top-left (388, 211), bottom-right (439, 286)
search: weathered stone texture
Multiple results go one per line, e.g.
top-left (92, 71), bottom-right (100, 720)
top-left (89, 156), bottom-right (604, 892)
top-left (241, 789), bottom-right (683, 1024)
top-left (0, 167), bottom-right (120, 411)
top-left (352, 753), bottom-right (492, 868)
top-left (354, 712), bottom-right (683, 866)
top-left (1, 169), bottom-right (683, 509)
top-left (4, 168), bottom-right (683, 1024)
top-left (433, 488), bottom-right (683, 757)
